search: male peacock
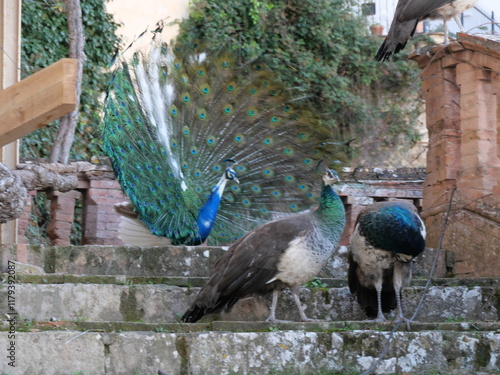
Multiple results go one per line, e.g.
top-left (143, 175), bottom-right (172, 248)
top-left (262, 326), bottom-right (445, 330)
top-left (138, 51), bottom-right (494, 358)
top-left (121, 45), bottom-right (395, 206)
top-left (348, 201), bottom-right (426, 326)
top-left (181, 169), bottom-right (346, 323)
top-left (375, 0), bottom-right (478, 61)
top-left (102, 37), bottom-right (334, 246)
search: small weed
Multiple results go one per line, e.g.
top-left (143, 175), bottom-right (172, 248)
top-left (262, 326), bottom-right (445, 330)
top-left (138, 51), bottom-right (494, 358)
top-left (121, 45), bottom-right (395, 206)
top-left (304, 277), bottom-right (328, 289)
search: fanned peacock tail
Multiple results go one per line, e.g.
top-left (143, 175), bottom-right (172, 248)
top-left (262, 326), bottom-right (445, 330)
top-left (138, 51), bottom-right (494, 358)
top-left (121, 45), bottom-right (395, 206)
top-left (102, 36), bottom-right (336, 245)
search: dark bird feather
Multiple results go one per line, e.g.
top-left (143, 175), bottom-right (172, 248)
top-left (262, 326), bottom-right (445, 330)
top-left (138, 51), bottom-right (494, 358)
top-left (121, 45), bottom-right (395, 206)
top-left (375, 0), bottom-right (478, 62)
top-left (348, 201), bottom-right (426, 325)
top-left (102, 36), bottom-right (335, 246)
top-left (181, 170), bottom-right (346, 323)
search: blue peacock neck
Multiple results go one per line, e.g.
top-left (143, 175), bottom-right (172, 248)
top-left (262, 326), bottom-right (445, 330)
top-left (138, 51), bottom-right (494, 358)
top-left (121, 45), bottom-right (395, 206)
top-left (190, 174), bottom-right (229, 245)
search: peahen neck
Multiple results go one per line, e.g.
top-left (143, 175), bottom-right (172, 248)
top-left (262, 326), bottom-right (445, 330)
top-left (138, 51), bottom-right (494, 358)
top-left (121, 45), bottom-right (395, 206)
top-left (192, 174), bottom-right (228, 245)
top-left (313, 184), bottom-right (346, 237)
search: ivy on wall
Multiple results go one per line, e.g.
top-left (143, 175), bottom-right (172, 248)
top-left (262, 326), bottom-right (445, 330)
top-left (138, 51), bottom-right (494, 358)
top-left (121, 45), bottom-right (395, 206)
top-left (20, 0), bottom-right (122, 160)
top-left (175, 0), bottom-right (425, 165)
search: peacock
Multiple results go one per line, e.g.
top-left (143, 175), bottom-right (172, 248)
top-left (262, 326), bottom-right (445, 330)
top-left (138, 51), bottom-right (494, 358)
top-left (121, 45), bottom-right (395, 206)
top-left (102, 35), bottom-right (336, 246)
top-left (181, 169), bottom-right (346, 323)
top-left (348, 201), bottom-right (426, 327)
top-left (375, 0), bottom-right (478, 61)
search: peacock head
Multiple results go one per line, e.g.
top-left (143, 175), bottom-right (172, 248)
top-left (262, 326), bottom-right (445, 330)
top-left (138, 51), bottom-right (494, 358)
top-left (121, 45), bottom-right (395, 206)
top-left (224, 159), bottom-right (239, 184)
top-left (323, 169), bottom-right (341, 185)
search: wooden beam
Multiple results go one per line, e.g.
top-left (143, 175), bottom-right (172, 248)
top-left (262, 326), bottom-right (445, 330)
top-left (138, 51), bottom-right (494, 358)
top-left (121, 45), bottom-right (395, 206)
top-left (0, 58), bottom-right (78, 147)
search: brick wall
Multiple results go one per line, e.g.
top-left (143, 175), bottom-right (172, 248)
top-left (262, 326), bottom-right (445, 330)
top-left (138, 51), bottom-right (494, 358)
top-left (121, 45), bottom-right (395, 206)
top-left (16, 166), bottom-right (423, 248)
top-left (411, 33), bottom-right (500, 277)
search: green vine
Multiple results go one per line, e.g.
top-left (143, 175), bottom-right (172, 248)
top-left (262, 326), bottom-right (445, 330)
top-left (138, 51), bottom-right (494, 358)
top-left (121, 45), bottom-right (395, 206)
top-left (20, 0), bottom-right (122, 160)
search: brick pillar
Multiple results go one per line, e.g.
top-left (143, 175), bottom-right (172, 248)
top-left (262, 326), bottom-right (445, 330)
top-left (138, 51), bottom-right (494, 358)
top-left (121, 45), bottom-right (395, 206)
top-left (82, 179), bottom-right (126, 245)
top-left (411, 35), bottom-right (500, 277)
top-left (17, 190), bottom-right (36, 244)
top-left (47, 190), bottom-right (81, 246)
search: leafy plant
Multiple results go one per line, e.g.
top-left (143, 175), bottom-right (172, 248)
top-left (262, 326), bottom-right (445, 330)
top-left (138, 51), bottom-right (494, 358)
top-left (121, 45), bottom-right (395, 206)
top-left (175, 0), bottom-right (425, 166)
top-left (20, 0), bottom-right (122, 160)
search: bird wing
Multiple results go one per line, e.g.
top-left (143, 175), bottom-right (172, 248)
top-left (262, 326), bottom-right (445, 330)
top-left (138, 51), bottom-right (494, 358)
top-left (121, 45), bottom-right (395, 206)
top-left (398, 0), bottom-right (453, 22)
top-left (200, 214), bottom-right (312, 304)
top-left (356, 202), bottom-right (425, 257)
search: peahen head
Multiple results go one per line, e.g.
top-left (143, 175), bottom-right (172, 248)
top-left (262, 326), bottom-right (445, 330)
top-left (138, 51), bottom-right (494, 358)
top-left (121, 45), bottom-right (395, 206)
top-left (323, 169), bottom-right (341, 185)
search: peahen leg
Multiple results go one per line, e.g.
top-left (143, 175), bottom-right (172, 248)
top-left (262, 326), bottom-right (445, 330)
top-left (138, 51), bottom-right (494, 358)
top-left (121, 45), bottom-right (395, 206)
top-left (374, 282), bottom-right (386, 322)
top-left (393, 261), bottom-right (416, 330)
top-left (265, 289), bottom-right (280, 322)
top-left (291, 290), bottom-right (317, 322)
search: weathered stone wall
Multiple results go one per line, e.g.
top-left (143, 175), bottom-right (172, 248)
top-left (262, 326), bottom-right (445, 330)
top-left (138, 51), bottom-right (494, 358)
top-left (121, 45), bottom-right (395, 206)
top-left (411, 34), bottom-right (500, 278)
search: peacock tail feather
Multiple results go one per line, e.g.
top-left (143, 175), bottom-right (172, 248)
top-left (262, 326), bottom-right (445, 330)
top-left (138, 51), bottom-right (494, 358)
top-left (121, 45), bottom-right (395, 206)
top-left (102, 37), bottom-right (336, 245)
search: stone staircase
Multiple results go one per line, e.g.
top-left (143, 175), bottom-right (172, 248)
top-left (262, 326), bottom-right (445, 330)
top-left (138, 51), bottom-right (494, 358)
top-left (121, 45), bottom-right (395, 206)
top-left (0, 244), bottom-right (499, 375)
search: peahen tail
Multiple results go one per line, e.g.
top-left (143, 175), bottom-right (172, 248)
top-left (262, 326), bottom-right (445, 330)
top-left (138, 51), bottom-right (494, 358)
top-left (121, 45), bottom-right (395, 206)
top-left (102, 32), bottom-right (337, 245)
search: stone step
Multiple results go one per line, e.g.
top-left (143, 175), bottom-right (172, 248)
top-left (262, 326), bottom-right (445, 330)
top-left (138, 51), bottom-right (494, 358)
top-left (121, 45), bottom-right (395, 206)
top-left (0, 243), bottom-right (443, 279)
top-left (3, 280), bottom-right (498, 324)
top-left (1, 320), bottom-right (499, 375)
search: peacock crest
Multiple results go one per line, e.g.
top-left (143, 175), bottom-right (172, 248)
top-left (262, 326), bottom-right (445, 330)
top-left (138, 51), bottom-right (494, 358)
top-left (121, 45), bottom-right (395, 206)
top-left (102, 33), bottom-right (337, 245)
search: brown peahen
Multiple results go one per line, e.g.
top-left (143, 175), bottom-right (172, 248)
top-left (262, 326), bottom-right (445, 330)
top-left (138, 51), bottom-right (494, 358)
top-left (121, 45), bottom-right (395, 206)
top-left (102, 35), bottom-right (336, 246)
top-left (181, 169), bottom-right (346, 322)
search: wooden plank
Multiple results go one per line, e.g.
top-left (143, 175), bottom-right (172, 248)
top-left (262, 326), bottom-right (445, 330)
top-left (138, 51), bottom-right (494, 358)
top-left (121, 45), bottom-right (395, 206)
top-left (0, 58), bottom-right (78, 147)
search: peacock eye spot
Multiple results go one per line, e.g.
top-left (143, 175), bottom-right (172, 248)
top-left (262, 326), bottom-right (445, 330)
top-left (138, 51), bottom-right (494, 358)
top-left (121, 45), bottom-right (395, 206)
top-left (269, 90), bottom-right (277, 96)
top-left (183, 96), bottom-right (189, 102)
top-left (221, 61), bottom-right (229, 68)
top-left (299, 185), bottom-right (305, 189)
top-left (199, 112), bottom-right (206, 119)
top-left (224, 107), bottom-right (231, 113)
top-left (271, 116), bottom-right (279, 123)
top-left (198, 69), bottom-right (205, 76)
top-left (284, 105), bottom-right (291, 112)
top-left (304, 159), bottom-right (311, 164)
top-left (248, 110), bottom-right (255, 117)
top-left (250, 88), bottom-right (257, 95)
top-left (227, 85), bottom-right (234, 91)
top-left (191, 149), bottom-right (197, 155)
top-left (264, 139), bottom-right (271, 144)
top-left (174, 63), bottom-right (180, 69)
top-left (235, 136), bottom-right (242, 142)
top-left (202, 87), bottom-right (209, 94)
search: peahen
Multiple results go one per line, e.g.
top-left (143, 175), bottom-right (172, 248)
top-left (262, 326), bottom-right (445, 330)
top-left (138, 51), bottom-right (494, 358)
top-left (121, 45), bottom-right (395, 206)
top-left (348, 201), bottom-right (426, 327)
top-left (102, 37), bottom-right (334, 246)
top-left (375, 0), bottom-right (478, 61)
top-left (181, 169), bottom-right (346, 323)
